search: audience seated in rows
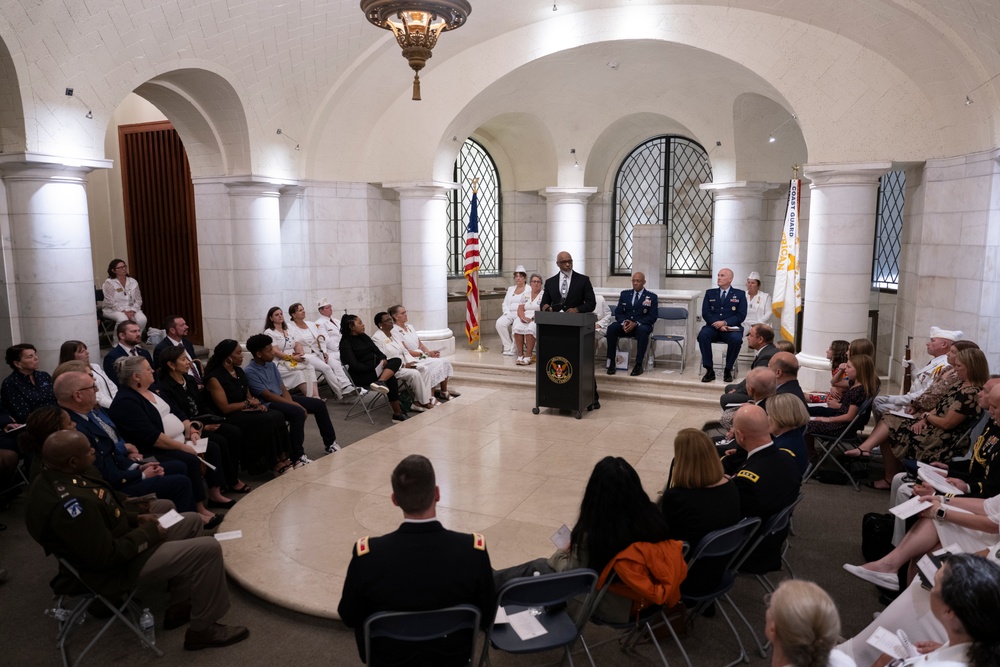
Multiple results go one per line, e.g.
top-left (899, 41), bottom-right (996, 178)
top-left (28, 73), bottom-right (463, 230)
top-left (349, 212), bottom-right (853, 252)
top-left (25, 429), bottom-right (248, 650)
top-left (59, 340), bottom-right (117, 408)
top-left (103, 320), bottom-right (152, 385)
top-left (372, 312), bottom-right (438, 412)
top-left (338, 314), bottom-right (408, 422)
top-left (605, 271), bottom-right (658, 377)
top-left (153, 345), bottom-right (251, 495)
top-left (2, 343), bottom-right (55, 423)
top-left (720, 323), bottom-right (778, 408)
top-left (203, 340), bottom-right (296, 477)
top-left (389, 305), bottom-right (458, 400)
top-left (244, 334), bottom-right (339, 457)
top-left (109, 355), bottom-right (224, 528)
top-left (873, 326), bottom-right (961, 420)
top-left (263, 306), bottom-right (319, 398)
top-left (850, 346), bottom-right (989, 490)
top-left (805, 354), bottom-right (879, 451)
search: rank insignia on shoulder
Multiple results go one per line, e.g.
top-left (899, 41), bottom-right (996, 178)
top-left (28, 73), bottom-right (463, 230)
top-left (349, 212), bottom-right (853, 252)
top-left (736, 469), bottom-right (760, 483)
top-left (63, 498), bottom-right (83, 518)
top-left (473, 533), bottom-right (486, 551)
top-left (779, 448), bottom-right (797, 458)
top-left (355, 536), bottom-right (371, 556)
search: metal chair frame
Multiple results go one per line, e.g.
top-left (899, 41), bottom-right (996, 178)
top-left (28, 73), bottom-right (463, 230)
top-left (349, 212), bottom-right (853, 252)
top-left (363, 604), bottom-right (481, 667)
top-left (50, 557), bottom-right (162, 666)
top-left (342, 363), bottom-right (389, 424)
top-left (803, 397), bottom-right (875, 492)
top-left (650, 307), bottom-right (688, 373)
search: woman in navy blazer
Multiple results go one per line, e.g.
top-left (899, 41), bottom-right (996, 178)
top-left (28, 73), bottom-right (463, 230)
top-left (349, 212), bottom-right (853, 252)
top-left (108, 355), bottom-right (223, 527)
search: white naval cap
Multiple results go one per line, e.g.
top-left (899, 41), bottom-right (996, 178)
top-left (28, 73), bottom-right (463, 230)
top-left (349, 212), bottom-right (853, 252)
top-left (317, 297), bottom-right (332, 310)
top-left (514, 265), bottom-right (527, 274)
top-left (747, 271), bottom-right (761, 282)
top-left (929, 326), bottom-right (963, 342)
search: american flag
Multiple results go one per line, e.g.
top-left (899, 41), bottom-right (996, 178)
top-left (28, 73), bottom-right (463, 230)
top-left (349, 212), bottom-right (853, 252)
top-left (464, 191), bottom-right (480, 344)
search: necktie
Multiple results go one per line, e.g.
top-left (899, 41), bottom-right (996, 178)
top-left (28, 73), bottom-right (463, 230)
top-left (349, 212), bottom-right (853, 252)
top-left (560, 274), bottom-right (568, 298)
top-left (720, 290), bottom-right (727, 302)
top-left (632, 291), bottom-right (638, 307)
top-left (91, 412), bottom-right (119, 442)
top-left (129, 348), bottom-right (137, 356)
top-left (189, 354), bottom-right (203, 384)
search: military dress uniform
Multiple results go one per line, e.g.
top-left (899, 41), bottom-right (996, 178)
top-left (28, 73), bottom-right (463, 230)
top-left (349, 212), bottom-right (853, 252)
top-left (731, 444), bottom-right (801, 574)
top-left (25, 468), bottom-right (232, 629)
top-left (697, 287), bottom-right (748, 374)
top-left (605, 288), bottom-right (659, 373)
top-left (337, 520), bottom-right (495, 665)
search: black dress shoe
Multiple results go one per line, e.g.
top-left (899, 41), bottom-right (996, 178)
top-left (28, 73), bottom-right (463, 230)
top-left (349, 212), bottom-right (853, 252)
top-left (207, 499), bottom-right (236, 510)
top-left (701, 369), bottom-right (716, 383)
top-left (630, 366), bottom-right (643, 377)
top-left (587, 401), bottom-right (601, 411)
top-left (606, 365), bottom-right (616, 375)
top-left (204, 514), bottom-right (224, 530)
top-left (723, 369), bottom-right (734, 383)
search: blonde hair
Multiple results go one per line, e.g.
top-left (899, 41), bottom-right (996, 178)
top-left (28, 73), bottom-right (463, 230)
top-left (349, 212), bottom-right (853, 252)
top-left (767, 393), bottom-right (810, 431)
top-left (774, 339), bottom-right (796, 353)
top-left (52, 360), bottom-right (90, 381)
top-left (669, 428), bottom-right (725, 489)
top-left (769, 580), bottom-right (840, 667)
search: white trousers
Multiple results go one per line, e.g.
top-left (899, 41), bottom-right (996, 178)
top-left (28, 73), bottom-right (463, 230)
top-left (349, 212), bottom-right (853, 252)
top-left (104, 309), bottom-right (148, 333)
top-left (496, 313), bottom-right (515, 354)
top-left (303, 353), bottom-right (349, 399)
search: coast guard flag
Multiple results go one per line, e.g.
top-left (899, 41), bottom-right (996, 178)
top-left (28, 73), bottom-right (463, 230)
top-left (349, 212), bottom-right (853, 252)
top-left (772, 179), bottom-right (802, 342)
top-left (464, 192), bottom-right (481, 344)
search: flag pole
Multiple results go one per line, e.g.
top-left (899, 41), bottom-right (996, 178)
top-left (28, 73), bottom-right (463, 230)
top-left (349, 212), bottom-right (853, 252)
top-left (466, 178), bottom-right (488, 352)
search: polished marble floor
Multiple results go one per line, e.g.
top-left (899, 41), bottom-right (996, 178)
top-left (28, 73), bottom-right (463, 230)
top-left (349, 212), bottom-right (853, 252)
top-left (220, 379), bottom-right (720, 620)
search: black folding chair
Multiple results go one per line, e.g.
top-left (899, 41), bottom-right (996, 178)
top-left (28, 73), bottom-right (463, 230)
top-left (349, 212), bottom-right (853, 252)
top-left (804, 397), bottom-right (875, 491)
top-left (650, 307), bottom-right (689, 372)
top-left (342, 364), bottom-right (389, 424)
top-left (48, 557), bottom-right (162, 666)
top-left (363, 604), bottom-right (481, 667)
top-left (481, 569), bottom-right (598, 667)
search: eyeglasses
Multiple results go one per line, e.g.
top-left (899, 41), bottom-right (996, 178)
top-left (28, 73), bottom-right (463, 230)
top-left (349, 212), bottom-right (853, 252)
top-left (77, 384), bottom-right (98, 393)
top-left (115, 264), bottom-right (127, 269)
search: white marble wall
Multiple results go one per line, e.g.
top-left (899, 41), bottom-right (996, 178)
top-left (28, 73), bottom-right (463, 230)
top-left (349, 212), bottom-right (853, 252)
top-left (893, 150), bottom-right (1000, 374)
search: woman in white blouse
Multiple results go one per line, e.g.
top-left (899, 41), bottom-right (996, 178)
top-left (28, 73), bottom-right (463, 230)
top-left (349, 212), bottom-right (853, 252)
top-left (286, 302), bottom-right (345, 399)
top-left (101, 258), bottom-right (147, 332)
top-left (512, 273), bottom-right (544, 366)
top-left (496, 266), bottom-right (528, 356)
top-left (58, 340), bottom-right (117, 408)
top-left (387, 304), bottom-right (459, 402)
top-left (372, 312), bottom-right (438, 411)
top-left (745, 271), bottom-right (772, 327)
top-left (263, 306), bottom-right (319, 399)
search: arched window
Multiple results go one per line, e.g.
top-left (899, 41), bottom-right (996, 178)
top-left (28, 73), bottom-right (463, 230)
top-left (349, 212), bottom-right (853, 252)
top-left (872, 170), bottom-right (904, 292)
top-left (611, 136), bottom-right (714, 276)
top-left (447, 139), bottom-right (501, 276)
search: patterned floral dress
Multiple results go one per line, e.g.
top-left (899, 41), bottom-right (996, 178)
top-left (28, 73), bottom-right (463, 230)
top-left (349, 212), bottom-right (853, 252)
top-left (889, 384), bottom-right (982, 462)
top-left (806, 384), bottom-right (869, 438)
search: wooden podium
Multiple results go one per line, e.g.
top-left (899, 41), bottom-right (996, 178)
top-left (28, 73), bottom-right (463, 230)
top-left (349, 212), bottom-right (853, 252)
top-left (532, 311), bottom-right (597, 419)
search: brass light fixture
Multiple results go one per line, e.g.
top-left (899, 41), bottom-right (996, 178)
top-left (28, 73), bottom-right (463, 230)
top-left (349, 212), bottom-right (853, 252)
top-left (360, 0), bottom-right (472, 101)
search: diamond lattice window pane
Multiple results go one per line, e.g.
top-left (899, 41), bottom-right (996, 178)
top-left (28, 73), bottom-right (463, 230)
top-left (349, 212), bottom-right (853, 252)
top-left (611, 136), bottom-right (713, 276)
top-left (448, 140), bottom-right (501, 276)
top-left (872, 171), bottom-right (904, 291)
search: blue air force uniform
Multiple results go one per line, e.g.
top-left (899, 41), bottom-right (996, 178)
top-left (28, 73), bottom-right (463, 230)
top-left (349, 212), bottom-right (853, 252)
top-left (697, 287), bottom-right (748, 372)
top-left (606, 288), bottom-right (658, 369)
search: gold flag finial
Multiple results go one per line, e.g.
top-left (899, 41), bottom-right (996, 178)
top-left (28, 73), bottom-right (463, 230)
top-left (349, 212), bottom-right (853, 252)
top-left (792, 164), bottom-right (800, 179)
top-left (470, 177), bottom-right (479, 194)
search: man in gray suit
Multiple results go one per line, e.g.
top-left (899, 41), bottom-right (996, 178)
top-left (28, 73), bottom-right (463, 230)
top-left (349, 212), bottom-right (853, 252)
top-left (720, 324), bottom-right (779, 408)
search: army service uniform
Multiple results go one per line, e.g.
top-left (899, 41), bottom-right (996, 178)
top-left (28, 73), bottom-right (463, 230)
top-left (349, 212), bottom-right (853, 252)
top-left (732, 443), bottom-right (801, 574)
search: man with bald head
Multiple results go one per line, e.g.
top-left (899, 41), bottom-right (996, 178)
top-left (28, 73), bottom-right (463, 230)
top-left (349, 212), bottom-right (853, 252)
top-left (768, 351), bottom-right (808, 406)
top-left (605, 271), bottom-right (659, 376)
top-left (697, 267), bottom-right (747, 383)
top-left (25, 430), bottom-right (249, 650)
top-left (540, 251), bottom-right (596, 314)
top-left (730, 404), bottom-right (801, 573)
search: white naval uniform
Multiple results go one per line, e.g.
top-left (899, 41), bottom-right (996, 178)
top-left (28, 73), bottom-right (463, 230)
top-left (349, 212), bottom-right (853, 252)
top-left (371, 329), bottom-right (432, 405)
top-left (744, 290), bottom-right (772, 327)
top-left (314, 316), bottom-right (354, 393)
top-left (101, 276), bottom-right (148, 331)
top-left (288, 320), bottom-right (346, 399)
top-left (874, 354), bottom-right (949, 416)
top-left (496, 285), bottom-right (528, 355)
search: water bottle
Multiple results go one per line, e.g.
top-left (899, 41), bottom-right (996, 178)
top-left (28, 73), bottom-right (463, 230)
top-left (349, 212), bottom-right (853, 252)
top-left (647, 351), bottom-right (654, 371)
top-left (139, 607), bottom-right (156, 647)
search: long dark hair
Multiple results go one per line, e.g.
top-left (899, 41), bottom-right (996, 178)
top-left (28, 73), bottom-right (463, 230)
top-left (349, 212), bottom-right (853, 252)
top-left (205, 339), bottom-right (239, 376)
top-left (264, 306), bottom-right (287, 332)
top-left (341, 314), bottom-right (359, 334)
top-left (157, 345), bottom-right (188, 381)
top-left (571, 457), bottom-right (669, 574)
top-left (829, 340), bottom-right (849, 369)
top-left (940, 554), bottom-right (1000, 667)
top-left (59, 340), bottom-right (86, 365)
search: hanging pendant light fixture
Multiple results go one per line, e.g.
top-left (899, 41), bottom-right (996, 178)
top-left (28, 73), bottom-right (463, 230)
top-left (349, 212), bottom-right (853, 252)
top-left (360, 0), bottom-right (472, 101)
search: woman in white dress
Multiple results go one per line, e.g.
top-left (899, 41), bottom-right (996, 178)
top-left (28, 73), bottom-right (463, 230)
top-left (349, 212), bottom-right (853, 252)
top-left (372, 312), bottom-right (438, 411)
top-left (263, 306), bottom-right (318, 398)
top-left (101, 258), bottom-right (148, 332)
top-left (496, 265), bottom-right (528, 356)
top-left (387, 304), bottom-right (459, 402)
top-left (745, 271), bottom-right (772, 327)
top-left (511, 273), bottom-right (544, 366)
top-left (286, 302), bottom-right (345, 399)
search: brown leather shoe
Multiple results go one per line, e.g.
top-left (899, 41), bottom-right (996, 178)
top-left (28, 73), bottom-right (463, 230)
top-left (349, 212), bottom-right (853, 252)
top-left (184, 623), bottom-right (250, 650)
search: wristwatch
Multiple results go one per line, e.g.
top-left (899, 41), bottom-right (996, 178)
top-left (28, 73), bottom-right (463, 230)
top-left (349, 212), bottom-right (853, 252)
top-left (935, 506), bottom-right (948, 521)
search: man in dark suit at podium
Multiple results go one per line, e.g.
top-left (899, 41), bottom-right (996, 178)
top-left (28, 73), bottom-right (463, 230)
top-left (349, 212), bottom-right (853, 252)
top-left (606, 272), bottom-right (658, 377)
top-left (697, 268), bottom-right (747, 384)
top-left (540, 251), bottom-right (599, 410)
top-left (540, 251), bottom-right (596, 314)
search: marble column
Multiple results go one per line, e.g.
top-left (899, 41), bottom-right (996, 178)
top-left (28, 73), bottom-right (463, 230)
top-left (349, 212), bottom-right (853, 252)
top-left (386, 181), bottom-right (456, 355)
top-left (798, 162), bottom-right (891, 389)
top-left (225, 181), bottom-right (284, 343)
top-left (540, 187), bottom-right (597, 274)
top-left (0, 156), bottom-right (112, 369)
top-left (700, 181), bottom-right (770, 283)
